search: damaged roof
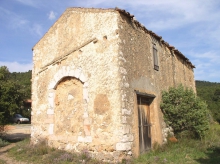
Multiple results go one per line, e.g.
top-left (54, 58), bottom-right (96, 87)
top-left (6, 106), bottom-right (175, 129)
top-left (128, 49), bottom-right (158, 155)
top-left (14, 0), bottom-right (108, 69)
top-left (114, 7), bottom-right (195, 68)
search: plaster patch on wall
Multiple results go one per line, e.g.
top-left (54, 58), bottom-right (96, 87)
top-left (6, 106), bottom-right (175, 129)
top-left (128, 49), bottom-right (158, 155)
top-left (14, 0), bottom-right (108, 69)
top-left (94, 94), bottom-right (110, 115)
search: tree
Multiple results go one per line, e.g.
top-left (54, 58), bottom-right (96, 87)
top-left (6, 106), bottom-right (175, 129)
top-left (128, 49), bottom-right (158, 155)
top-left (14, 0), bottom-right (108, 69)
top-left (213, 88), bottom-right (220, 101)
top-left (0, 66), bottom-right (10, 80)
top-left (9, 70), bottom-right (32, 99)
top-left (0, 66), bottom-right (24, 124)
top-left (161, 85), bottom-right (210, 139)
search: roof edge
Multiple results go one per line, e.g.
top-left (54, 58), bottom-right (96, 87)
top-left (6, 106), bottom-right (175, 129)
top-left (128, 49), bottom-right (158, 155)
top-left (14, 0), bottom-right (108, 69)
top-left (115, 7), bottom-right (195, 68)
top-left (32, 7), bottom-right (195, 69)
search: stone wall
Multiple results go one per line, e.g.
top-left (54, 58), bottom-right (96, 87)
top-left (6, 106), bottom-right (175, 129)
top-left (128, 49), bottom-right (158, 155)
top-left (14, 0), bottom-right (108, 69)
top-left (116, 13), bottom-right (195, 156)
top-left (32, 8), bottom-right (129, 162)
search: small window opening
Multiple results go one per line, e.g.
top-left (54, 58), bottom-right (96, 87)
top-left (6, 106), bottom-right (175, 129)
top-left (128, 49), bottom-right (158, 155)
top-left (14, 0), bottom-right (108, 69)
top-left (153, 44), bottom-right (159, 71)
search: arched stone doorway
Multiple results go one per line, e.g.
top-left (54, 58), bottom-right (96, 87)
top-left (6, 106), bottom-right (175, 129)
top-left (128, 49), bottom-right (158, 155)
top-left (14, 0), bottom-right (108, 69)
top-left (46, 66), bottom-right (90, 141)
top-left (54, 77), bottom-right (83, 136)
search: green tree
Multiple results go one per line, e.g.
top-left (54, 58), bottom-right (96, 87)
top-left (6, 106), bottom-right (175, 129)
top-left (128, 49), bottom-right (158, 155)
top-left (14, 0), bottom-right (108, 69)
top-left (0, 66), bottom-right (10, 80)
top-left (161, 85), bottom-right (210, 139)
top-left (9, 70), bottom-right (32, 99)
top-left (0, 66), bottom-right (24, 124)
top-left (213, 88), bottom-right (220, 101)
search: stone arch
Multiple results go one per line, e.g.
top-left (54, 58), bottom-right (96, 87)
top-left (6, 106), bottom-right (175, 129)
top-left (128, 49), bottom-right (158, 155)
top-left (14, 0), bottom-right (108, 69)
top-left (54, 76), bottom-right (84, 136)
top-left (47, 66), bottom-right (89, 136)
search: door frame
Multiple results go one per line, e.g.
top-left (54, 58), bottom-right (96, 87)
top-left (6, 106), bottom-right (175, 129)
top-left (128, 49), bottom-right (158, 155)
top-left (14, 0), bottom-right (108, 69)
top-left (134, 90), bottom-right (155, 155)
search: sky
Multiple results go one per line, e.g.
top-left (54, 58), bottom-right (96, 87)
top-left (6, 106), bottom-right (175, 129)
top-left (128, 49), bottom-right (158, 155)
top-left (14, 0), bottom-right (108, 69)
top-left (0, 0), bottom-right (220, 82)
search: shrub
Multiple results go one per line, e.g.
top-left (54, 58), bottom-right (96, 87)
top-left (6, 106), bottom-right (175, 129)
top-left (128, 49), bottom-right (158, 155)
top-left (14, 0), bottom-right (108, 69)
top-left (0, 112), bottom-right (6, 139)
top-left (161, 85), bottom-right (210, 139)
top-left (0, 138), bottom-right (9, 147)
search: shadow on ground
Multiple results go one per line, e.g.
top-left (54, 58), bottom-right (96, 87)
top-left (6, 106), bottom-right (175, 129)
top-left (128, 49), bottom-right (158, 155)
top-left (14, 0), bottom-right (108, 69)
top-left (195, 146), bottom-right (220, 164)
top-left (2, 133), bottom-right (30, 143)
top-left (0, 124), bottom-right (31, 143)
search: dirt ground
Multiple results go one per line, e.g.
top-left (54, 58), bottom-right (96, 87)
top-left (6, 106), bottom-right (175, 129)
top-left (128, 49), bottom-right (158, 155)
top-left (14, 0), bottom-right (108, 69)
top-left (0, 124), bottom-right (31, 164)
top-left (3, 124), bottom-right (30, 141)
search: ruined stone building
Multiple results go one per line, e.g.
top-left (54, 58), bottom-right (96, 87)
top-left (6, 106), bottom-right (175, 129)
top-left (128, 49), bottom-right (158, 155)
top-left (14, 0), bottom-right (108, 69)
top-left (31, 7), bottom-right (195, 162)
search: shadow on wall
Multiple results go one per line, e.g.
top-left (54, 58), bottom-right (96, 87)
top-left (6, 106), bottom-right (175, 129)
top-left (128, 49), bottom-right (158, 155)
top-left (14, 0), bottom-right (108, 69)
top-left (195, 146), bottom-right (220, 164)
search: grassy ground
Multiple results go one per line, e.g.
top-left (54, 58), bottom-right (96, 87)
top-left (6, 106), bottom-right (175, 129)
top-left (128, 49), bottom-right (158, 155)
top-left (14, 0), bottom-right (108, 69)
top-left (4, 123), bottom-right (220, 164)
top-left (132, 123), bottom-right (220, 164)
top-left (0, 159), bottom-right (6, 164)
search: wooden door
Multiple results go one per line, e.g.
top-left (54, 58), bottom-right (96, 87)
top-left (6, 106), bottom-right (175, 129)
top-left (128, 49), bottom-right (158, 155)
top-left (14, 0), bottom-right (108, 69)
top-left (137, 96), bottom-right (152, 153)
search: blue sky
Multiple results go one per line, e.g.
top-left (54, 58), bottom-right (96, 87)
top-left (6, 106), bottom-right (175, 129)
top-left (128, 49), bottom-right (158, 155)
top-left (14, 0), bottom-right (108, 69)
top-left (0, 0), bottom-right (220, 82)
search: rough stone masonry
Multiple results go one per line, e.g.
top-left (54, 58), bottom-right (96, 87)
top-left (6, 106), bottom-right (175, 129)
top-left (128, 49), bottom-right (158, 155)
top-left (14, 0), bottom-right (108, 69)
top-left (31, 7), bottom-right (195, 162)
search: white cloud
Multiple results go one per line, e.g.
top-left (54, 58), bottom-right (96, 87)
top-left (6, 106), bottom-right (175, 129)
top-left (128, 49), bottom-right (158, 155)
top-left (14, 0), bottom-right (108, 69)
top-left (0, 7), bottom-right (29, 29)
top-left (15, 0), bottom-right (39, 8)
top-left (128, 0), bottom-right (220, 31)
top-left (31, 24), bottom-right (43, 37)
top-left (193, 50), bottom-right (218, 58)
top-left (11, 18), bottom-right (29, 29)
top-left (0, 7), bottom-right (43, 37)
top-left (190, 51), bottom-right (220, 82)
top-left (0, 61), bottom-right (32, 72)
top-left (195, 68), bottom-right (220, 82)
top-left (48, 11), bottom-right (56, 20)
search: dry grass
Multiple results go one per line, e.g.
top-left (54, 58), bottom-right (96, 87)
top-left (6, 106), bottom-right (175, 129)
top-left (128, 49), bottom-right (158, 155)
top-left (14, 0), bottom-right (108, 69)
top-left (5, 123), bottom-right (220, 164)
top-left (8, 139), bottom-right (107, 164)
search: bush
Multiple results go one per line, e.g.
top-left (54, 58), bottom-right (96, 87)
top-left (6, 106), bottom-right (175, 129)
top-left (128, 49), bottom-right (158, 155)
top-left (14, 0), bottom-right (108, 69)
top-left (161, 85), bottom-right (210, 139)
top-left (0, 138), bottom-right (9, 147)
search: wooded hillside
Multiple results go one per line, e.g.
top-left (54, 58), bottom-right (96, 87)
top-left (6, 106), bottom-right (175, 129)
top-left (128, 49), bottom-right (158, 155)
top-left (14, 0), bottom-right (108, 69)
top-left (196, 80), bottom-right (220, 122)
